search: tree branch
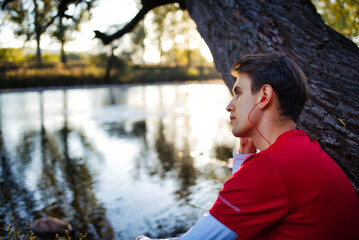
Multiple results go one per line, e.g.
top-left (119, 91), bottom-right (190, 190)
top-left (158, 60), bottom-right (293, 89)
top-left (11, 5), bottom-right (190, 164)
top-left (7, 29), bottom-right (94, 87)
top-left (42, 0), bottom-right (80, 33)
top-left (2, 0), bottom-right (76, 30)
top-left (94, 0), bottom-right (186, 45)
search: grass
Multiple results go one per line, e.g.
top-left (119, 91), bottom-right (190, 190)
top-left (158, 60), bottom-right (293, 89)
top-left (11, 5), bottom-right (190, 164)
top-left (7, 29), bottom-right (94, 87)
top-left (0, 61), bottom-right (220, 89)
top-left (0, 61), bottom-right (104, 89)
top-left (0, 223), bottom-right (87, 240)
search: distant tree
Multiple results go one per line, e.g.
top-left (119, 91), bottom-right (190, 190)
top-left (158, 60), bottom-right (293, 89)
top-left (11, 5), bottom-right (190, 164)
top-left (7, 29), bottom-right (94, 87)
top-left (2, 0), bottom-right (57, 63)
top-left (1, 0), bottom-right (88, 63)
top-left (151, 4), bottom-right (175, 63)
top-left (51, 0), bottom-right (97, 63)
top-left (312, 0), bottom-right (358, 44)
top-left (129, 21), bottom-right (146, 63)
top-left (102, 23), bottom-right (142, 80)
top-left (101, 24), bottom-right (122, 81)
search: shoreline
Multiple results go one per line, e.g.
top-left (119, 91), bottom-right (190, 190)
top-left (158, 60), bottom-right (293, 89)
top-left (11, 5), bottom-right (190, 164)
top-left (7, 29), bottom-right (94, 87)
top-left (0, 79), bottom-right (225, 94)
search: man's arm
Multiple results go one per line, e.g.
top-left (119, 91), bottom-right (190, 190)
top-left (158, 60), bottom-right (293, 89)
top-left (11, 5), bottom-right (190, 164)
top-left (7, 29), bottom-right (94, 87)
top-left (178, 212), bottom-right (238, 239)
top-left (132, 212), bottom-right (238, 240)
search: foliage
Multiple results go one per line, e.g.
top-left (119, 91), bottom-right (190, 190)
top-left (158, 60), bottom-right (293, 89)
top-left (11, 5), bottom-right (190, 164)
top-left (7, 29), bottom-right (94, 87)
top-left (127, 64), bottom-right (220, 83)
top-left (0, 58), bottom-right (219, 89)
top-left (165, 48), bottom-right (208, 66)
top-left (312, 0), bottom-right (359, 43)
top-left (2, 0), bottom-right (96, 63)
top-left (0, 48), bottom-right (24, 62)
top-left (0, 48), bottom-right (85, 62)
top-left (0, 223), bottom-right (36, 240)
top-left (151, 4), bottom-right (177, 63)
top-left (149, 3), bottom-right (210, 65)
top-left (129, 22), bottom-right (146, 63)
top-left (66, 52), bottom-right (86, 61)
top-left (0, 223), bottom-right (87, 240)
top-left (86, 53), bottom-right (109, 68)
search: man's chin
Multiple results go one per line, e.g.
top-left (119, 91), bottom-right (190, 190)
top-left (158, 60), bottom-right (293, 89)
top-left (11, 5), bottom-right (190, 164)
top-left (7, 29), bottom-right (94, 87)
top-left (232, 129), bottom-right (249, 138)
top-left (232, 130), bottom-right (242, 138)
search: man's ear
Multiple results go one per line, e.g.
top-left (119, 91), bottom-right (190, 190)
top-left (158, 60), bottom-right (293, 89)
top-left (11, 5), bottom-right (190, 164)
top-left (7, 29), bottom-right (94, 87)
top-left (259, 84), bottom-right (274, 109)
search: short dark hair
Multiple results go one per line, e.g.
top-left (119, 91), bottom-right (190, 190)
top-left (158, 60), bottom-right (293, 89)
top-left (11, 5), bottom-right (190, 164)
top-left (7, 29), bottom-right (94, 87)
top-left (231, 53), bottom-right (308, 122)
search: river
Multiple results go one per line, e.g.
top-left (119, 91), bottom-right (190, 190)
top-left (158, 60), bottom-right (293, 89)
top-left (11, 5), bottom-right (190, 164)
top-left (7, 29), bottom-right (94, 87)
top-left (0, 82), bottom-right (237, 239)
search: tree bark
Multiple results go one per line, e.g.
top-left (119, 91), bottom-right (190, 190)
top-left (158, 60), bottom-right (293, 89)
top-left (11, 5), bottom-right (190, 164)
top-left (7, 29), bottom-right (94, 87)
top-left (95, 0), bottom-right (359, 193)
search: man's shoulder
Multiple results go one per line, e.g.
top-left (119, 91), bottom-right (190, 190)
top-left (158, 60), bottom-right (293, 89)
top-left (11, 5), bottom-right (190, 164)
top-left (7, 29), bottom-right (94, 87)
top-left (253, 129), bottom-right (321, 164)
top-left (231, 154), bottom-right (286, 187)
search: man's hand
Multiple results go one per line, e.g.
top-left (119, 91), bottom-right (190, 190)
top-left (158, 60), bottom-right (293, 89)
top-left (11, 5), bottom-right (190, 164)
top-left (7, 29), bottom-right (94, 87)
top-left (238, 137), bottom-right (256, 154)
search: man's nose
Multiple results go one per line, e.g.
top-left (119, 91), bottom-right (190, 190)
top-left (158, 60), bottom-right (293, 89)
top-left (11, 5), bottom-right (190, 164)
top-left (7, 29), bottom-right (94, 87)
top-left (226, 100), bottom-right (233, 112)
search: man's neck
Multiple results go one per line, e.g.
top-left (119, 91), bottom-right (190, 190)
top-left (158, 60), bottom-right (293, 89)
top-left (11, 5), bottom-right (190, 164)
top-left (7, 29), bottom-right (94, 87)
top-left (253, 120), bottom-right (296, 151)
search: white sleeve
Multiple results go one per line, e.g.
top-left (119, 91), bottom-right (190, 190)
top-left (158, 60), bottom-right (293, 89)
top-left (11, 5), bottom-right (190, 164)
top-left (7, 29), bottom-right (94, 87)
top-left (178, 212), bottom-right (238, 240)
top-left (232, 152), bottom-right (254, 174)
top-left (132, 212), bottom-right (237, 240)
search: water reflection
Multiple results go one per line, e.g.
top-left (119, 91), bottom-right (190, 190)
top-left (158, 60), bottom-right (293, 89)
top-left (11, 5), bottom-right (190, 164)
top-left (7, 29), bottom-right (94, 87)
top-left (154, 120), bottom-right (176, 177)
top-left (39, 90), bottom-right (113, 240)
top-left (0, 96), bottom-right (37, 233)
top-left (175, 142), bottom-right (197, 200)
top-left (0, 83), bottom-right (236, 239)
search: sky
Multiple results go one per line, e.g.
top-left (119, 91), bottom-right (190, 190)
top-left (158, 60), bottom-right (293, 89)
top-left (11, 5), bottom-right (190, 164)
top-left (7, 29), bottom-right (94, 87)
top-left (0, 0), bottom-right (138, 52)
top-left (0, 0), bottom-right (213, 63)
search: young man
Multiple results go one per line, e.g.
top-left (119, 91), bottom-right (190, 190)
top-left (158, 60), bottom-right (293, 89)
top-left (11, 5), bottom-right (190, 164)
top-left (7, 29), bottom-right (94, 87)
top-left (133, 53), bottom-right (359, 240)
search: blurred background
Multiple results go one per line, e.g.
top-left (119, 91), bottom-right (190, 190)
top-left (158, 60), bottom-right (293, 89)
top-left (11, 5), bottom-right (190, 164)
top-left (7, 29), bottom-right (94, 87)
top-left (0, 0), bottom-right (219, 87)
top-left (0, 0), bottom-right (357, 239)
top-left (0, 0), bottom-right (357, 88)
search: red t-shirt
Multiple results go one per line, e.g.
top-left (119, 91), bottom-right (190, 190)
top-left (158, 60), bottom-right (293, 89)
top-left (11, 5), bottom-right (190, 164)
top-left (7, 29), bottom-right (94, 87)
top-left (209, 130), bottom-right (359, 240)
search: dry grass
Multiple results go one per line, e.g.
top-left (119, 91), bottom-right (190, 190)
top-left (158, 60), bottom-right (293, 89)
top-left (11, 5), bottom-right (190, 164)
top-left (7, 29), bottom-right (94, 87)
top-left (0, 61), bottom-right (220, 89)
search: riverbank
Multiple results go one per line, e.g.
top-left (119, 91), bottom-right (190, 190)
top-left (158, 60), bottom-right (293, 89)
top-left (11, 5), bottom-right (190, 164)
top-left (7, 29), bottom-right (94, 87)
top-left (0, 61), bottom-right (221, 90)
top-left (0, 79), bottom-right (225, 94)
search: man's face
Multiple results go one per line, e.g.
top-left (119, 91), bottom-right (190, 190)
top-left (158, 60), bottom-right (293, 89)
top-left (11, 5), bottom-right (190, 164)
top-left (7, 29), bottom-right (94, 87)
top-left (226, 73), bottom-right (259, 137)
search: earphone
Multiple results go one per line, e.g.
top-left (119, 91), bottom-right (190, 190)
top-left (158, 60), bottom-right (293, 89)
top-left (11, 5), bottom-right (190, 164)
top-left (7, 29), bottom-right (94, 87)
top-left (248, 96), bottom-right (272, 146)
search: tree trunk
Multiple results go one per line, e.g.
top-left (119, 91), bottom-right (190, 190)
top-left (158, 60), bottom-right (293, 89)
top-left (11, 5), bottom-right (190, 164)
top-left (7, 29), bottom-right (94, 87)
top-left (186, 49), bottom-right (191, 67)
top-left (59, 17), bottom-right (67, 64)
top-left (36, 35), bottom-right (42, 64)
top-left (105, 47), bottom-right (115, 81)
top-left (60, 41), bottom-right (67, 64)
top-left (186, 0), bottom-right (359, 192)
top-left (33, 0), bottom-right (42, 64)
